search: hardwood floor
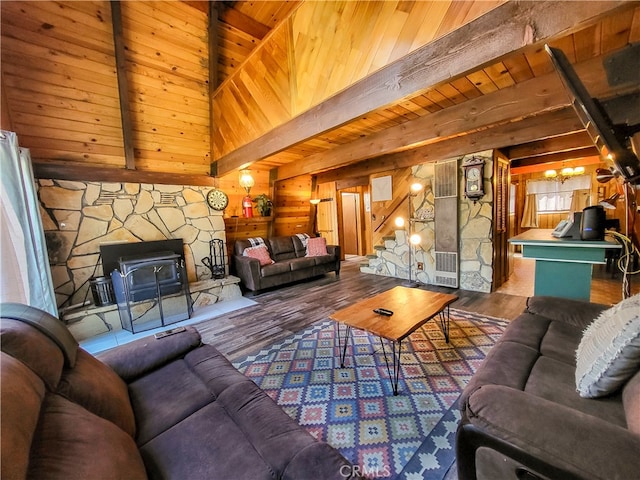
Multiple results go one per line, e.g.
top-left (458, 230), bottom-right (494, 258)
top-left (194, 258), bottom-right (528, 362)
top-left (194, 255), bottom-right (636, 362)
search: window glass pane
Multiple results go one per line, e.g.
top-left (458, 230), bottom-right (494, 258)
top-left (529, 176), bottom-right (591, 213)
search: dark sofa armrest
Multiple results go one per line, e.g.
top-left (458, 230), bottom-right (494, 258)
top-left (96, 326), bottom-right (201, 382)
top-left (326, 245), bottom-right (341, 274)
top-left (233, 254), bottom-right (262, 291)
top-left (525, 296), bottom-right (609, 329)
top-left (461, 385), bottom-right (640, 479)
top-left (283, 442), bottom-right (362, 480)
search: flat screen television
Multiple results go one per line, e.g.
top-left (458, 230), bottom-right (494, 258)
top-left (545, 45), bottom-right (640, 185)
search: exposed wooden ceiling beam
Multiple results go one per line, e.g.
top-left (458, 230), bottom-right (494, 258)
top-left (277, 53), bottom-right (634, 181)
top-left (511, 156), bottom-right (602, 175)
top-left (110, 1), bottom-right (135, 170)
top-left (213, 0), bottom-right (633, 176)
top-left (510, 147), bottom-right (599, 168)
top-left (33, 162), bottom-right (218, 187)
top-left (506, 132), bottom-right (595, 160)
top-left (316, 108), bottom-right (586, 183)
top-left (208, 1), bottom-right (219, 173)
top-left (218, 4), bottom-right (271, 40)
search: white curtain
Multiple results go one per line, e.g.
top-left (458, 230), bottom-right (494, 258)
top-left (527, 176), bottom-right (591, 212)
top-left (0, 130), bottom-right (57, 315)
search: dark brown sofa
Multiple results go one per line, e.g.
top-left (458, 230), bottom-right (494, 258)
top-left (1, 303), bottom-right (358, 480)
top-left (456, 296), bottom-right (640, 480)
top-left (232, 235), bottom-right (340, 293)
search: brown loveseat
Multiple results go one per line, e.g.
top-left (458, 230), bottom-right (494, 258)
top-left (456, 296), bottom-right (640, 480)
top-left (1, 303), bottom-right (358, 480)
top-left (232, 235), bottom-right (340, 293)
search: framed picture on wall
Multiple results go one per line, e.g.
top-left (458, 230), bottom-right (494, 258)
top-left (371, 175), bottom-right (392, 201)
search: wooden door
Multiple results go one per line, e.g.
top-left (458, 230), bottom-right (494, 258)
top-left (493, 151), bottom-right (511, 290)
top-left (341, 192), bottom-right (360, 255)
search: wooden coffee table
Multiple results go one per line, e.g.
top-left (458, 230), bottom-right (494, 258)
top-left (329, 286), bottom-right (458, 395)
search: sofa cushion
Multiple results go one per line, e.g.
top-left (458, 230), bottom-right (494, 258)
top-left (216, 380), bottom-right (319, 474)
top-left (97, 326), bottom-right (202, 382)
top-left (524, 356), bottom-right (626, 426)
top-left (311, 254), bottom-right (335, 266)
top-left (140, 401), bottom-right (278, 479)
top-left (261, 261), bottom-right (292, 277)
top-left (306, 236), bottom-right (328, 256)
top-left (575, 293), bottom-right (640, 398)
top-left (57, 349), bottom-right (136, 437)
top-left (269, 236), bottom-right (297, 261)
top-left (292, 234), bottom-right (310, 257)
top-left (1, 318), bottom-right (65, 391)
top-left (289, 257), bottom-right (317, 271)
top-left (243, 245), bottom-right (274, 266)
top-left (525, 296), bottom-right (608, 329)
top-left (28, 394), bottom-right (147, 480)
top-left (1, 353), bottom-right (46, 480)
top-left (185, 344), bottom-right (258, 396)
top-left (129, 357), bottom-right (215, 445)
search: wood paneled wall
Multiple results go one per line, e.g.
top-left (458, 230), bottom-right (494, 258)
top-left (212, 0), bottom-right (503, 160)
top-left (370, 168), bottom-right (414, 248)
top-left (1, 1), bottom-right (124, 166)
top-left (120, 2), bottom-right (209, 174)
top-left (1, 1), bottom-right (210, 176)
top-left (273, 174), bottom-right (313, 237)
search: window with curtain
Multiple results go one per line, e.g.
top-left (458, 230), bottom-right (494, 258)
top-left (526, 176), bottom-right (591, 213)
top-left (0, 130), bottom-right (57, 316)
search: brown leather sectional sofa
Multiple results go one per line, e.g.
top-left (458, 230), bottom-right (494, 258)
top-left (457, 296), bottom-right (640, 480)
top-left (1, 303), bottom-right (358, 479)
top-left (232, 235), bottom-right (340, 293)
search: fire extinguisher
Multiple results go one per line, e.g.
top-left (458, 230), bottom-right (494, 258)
top-left (242, 195), bottom-right (253, 218)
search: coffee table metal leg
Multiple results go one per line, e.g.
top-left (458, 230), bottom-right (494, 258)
top-left (380, 337), bottom-right (402, 395)
top-left (339, 325), bottom-right (352, 368)
top-left (438, 305), bottom-right (451, 343)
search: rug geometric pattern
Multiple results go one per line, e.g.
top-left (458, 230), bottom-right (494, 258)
top-left (233, 308), bottom-right (508, 479)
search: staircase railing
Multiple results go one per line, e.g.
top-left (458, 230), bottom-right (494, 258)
top-left (373, 193), bottom-right (408, 233)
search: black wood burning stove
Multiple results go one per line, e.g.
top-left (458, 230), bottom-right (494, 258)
top-left (101, 240), bottom-right (192, 334)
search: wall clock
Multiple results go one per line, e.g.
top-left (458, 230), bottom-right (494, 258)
top-left (463, 157), bottom-right (485, 201)
top-left (206, 188), bottom-right (229, 211)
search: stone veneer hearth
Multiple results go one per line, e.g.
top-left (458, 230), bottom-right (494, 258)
top-left (361, 151), bottom-right (495, 293)
top-left (37, 179), bottom-right (240, 312)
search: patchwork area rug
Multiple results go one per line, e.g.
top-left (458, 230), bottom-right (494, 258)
top-left (233, 308), bottom-right (508, 479)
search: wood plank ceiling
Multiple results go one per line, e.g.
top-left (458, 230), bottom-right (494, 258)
top-left (1, 1), bottom-right (639, 185)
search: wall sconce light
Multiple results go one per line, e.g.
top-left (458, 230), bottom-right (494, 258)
top-left (310, 198), bottom-right (321, 205)
top-left (239, 170), bottom-right (255, 194)
top-left (239, 170), bottom-right (255, 218)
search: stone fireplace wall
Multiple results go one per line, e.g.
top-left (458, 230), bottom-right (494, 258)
top-left (362, 150), bottom-right (495, 292)
top-left (37, 180), bottom-right (227, 309)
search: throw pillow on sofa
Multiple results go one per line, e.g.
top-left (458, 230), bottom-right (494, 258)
top-left (575, 293), bottom-right (640, 398)
top-left (306, 237), bottom-right (328, 257)
top-left (243, 245), bottom-right (274, 266)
